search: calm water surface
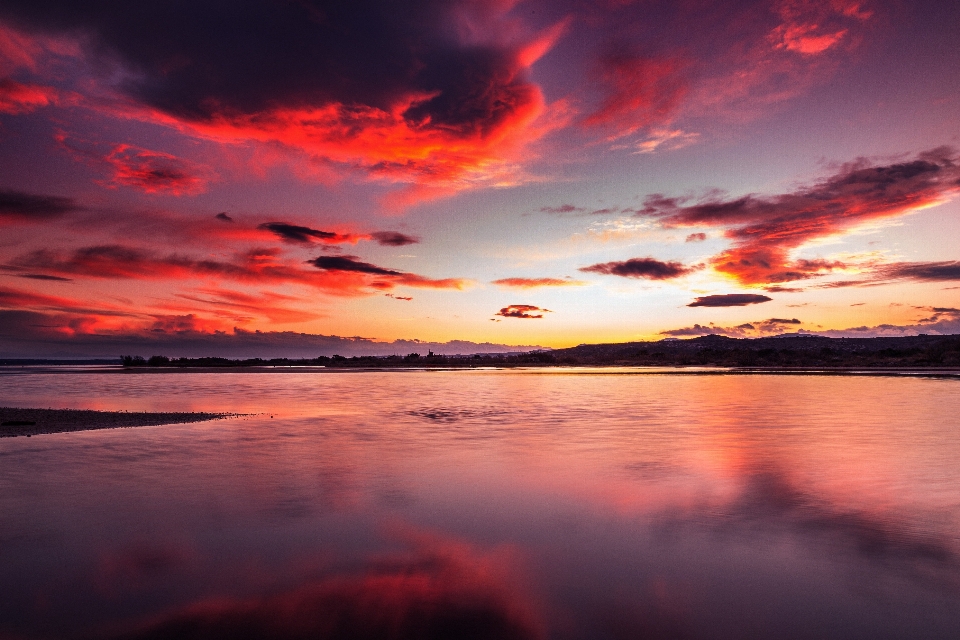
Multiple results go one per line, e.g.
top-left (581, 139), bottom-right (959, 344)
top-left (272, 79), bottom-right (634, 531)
top-left (1, 368), bottom-right (959, 639)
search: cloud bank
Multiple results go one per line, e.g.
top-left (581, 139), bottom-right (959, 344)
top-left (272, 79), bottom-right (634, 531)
top-left (638, 148), bottom-right (960, 285)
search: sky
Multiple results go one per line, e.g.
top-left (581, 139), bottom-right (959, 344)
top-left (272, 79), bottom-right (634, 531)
top-left (1, 0), bottom-right (959, 358)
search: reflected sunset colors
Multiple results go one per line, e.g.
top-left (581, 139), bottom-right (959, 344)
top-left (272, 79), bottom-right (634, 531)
top-left (2, 369), bottom-right (959, 638)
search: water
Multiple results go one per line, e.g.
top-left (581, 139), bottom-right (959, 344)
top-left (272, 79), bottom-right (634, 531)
top-left (1, 368), bottom-right (959, 639)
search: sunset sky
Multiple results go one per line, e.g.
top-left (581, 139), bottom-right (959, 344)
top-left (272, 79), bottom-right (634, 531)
top-left (1, 0), bottom-right (959, 357)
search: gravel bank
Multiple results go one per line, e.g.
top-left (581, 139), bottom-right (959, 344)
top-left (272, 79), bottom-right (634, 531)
top-left (0, 407), bottom-right (238, 438)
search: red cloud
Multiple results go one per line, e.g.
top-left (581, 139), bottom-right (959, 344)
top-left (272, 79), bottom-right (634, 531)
top-left (495, 304), bottom-right (551, 319)
top-left (492, 277), bottom-right (585, 288)
top-left (0, 285), bottom-right (143, 335)
top-left (56, 135), bottom-right (211, 196)
top-left (686, 0), bottom-right (873, 123)
top-left (103, 144), bottom-right (209, 195)
top-left (170, 287), bottom-right (322, 325)
top-left (770, 0), bottom-right (871, 55)
top-left (169, 86), bottom-right (550, 207)
top-left (0, 3), bottom-right (571, 205)
top-left (10, 245), bottom-right (467, 295)
top-left (583, 52), bottom-right (687, 139)
top-left (639, 147), bottom-right (960, 285)
top-left (0, 78), bottom-right (57, 114)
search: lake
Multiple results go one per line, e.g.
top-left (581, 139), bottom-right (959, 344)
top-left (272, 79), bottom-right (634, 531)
top-left (1, 368), bottom-right (959, 639)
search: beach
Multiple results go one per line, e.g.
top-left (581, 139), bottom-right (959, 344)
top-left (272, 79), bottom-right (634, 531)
top-left (0, 407), bottom-right (236, 438)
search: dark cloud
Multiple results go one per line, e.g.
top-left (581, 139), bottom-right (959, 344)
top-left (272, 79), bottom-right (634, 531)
top-left (538, 204), bottom-right (624, 216)
top-left (637, 148), bottom-right (960, 285)
top-left (685, 232), bottom-right (707, 243)
top-left (0, 189), bottom-right (76, 221)
top-left (385, 293), bottom-right (413, 301)
top-left (813, 261), bottom-right (960, 289)
top-left (878, 261), bottom-right (960, 282)
top-left (0, 1), bottom-right (555, 200)
top-left (259, 222), bottom-right (342, 244)
top-left (370, 231), bottom-right (419, 246)
top-left (0, 1), bottom-right (521, 123)
top-left (215, 212), bottom-right (233, 222)
top-left (764, 286), bottom-right (803, 293)
top-left (579, 257), bottom-right (696, 280)
top-left (764, 318), bottom-right (801, 324)
top-left (15, 273), bottom-right (72, 281)
top-left (495, 304), bottom-right (551, 319)
top-left (687, 294), bottom-right (772, 307)
top-left (309, 255), bottom-right (402, 276)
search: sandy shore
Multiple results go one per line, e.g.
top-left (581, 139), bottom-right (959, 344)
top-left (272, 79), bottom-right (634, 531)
top-left (0, 407), bottom-right (238, 438)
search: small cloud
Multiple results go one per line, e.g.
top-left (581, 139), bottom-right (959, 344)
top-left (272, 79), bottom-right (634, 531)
top-left (851, 302), bottom-right (865, 306)
top-left (260, 222), bottom-right (347, 244)
top-left (540, 204), bottom-right (586, 214)
top-left (685, 232), bottom-right (707, 243)
top-left (492, 277), bottom-right (586, 289)
top-left (0, 79), bottom-right (59, 114)
top-left (0, 189), bottom-right (77, 221)
top-left (494, 304), bottom-right (551, 319)
top-left (104, 144), bottom-right (209, 195)
top-left (215, 212), bottom-right (233, 222)
top-left (633, 128), bottom-right (699, 154)
top-left (688, 294), bottom-right (772, 307)
top-left (309, 255), bottom-right (401, 276)
top-left (370, 231), bottom-right (419, 246)
top-left (580, 257), bottom-right (698, 280)
top-left (764, 286), bottom-right (804, 293)
top-left (16, 273), bottom-right (73, 282)
top-left (385, 293), bottom-right (413, 301)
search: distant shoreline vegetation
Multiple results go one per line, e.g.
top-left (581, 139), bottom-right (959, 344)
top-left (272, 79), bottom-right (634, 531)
top-left (111, 334), bottom-right (960, 369)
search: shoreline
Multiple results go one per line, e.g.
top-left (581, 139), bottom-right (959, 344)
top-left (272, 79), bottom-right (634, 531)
top-left (0, 407), bottom-right (239, 438)
top-left (3, 364), bottom-right (960, 378)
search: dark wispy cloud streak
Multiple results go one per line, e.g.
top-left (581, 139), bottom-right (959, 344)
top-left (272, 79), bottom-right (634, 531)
top-left (688, 294), bottom-right (772, 307)
top-left (309, 255), bottom-right (402, 276)
top-left (0, 189), bottom-right (76, 221)
top-left (370, 231), bottom-right (419, 246)
top-left (259, 222), bottom-right (342, 244)
top-left (879, 261), bottom-right (960, 282)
